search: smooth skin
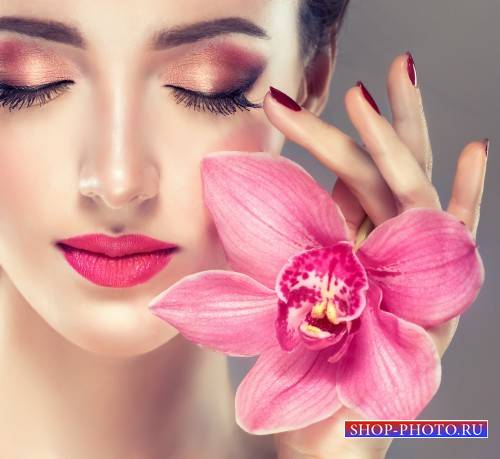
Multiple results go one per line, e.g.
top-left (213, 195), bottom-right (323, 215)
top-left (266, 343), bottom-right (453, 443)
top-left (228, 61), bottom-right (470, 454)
top-left (0, 1), bottom-right (487, 458)
top-left (264, 47), bottom-right (488, 459)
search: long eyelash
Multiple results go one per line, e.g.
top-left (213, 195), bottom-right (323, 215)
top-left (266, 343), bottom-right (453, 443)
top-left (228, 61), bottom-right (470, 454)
top-left (0, 80), bottom-right (73, 112)
top-left (0, 80), bottom-right (263, 115)
top-left (168, 81), bottom-right (263, 116)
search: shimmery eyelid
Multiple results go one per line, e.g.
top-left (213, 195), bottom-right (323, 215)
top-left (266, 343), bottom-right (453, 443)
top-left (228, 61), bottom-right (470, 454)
top-left (161, 62), bottom-right (264, 95)
top-left (157, 41), bottom-right (267, 94)
top-left (0, 39), bottom-right (76, 86)
top-left (173, 68), bottom-right (262, 97)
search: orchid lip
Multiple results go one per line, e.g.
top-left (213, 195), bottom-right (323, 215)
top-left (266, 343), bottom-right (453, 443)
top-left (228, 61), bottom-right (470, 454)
top-left (275, 241), bottom-right (369, 353)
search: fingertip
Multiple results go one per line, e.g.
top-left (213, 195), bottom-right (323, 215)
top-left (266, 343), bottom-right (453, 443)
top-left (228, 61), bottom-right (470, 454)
top-left (472, 138), bottom-right (489, 157)
top-left (267, 86), bottom-right (303, 112)
top-left (344, 85), bottom-right (359, 109)
top-left (447, 139), bottom-right (487, 238)
top-left (263, 86), bottom-right (307, 129)
top-left (481, 138), bottom-right (489, 157)
top-left (262, 89), bottom-right (275, 112)
top-left (346, 82), bottom-right (384, 121)
top-left (344, 85), bottom-right (368, 124)
top-left (356, 81), bottom-right (381, 115)
top-left (459, 139), bottom-right (489, 163)
top-left (387, 52), bottom-right (410, 88)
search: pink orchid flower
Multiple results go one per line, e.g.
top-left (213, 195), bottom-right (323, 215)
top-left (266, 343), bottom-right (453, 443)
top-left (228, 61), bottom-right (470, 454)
top-left (148, 151), bottom-right (484, 435)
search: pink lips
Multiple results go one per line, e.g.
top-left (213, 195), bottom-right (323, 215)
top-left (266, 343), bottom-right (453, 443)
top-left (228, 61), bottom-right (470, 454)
top-left (55, 233), bottom-right (179, 288)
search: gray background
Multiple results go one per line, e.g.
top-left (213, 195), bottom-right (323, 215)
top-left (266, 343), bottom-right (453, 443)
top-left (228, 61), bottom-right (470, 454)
top-left (229, 0), bottom-right (499, 457)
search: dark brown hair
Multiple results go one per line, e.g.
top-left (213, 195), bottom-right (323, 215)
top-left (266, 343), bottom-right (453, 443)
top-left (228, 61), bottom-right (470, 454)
top-left (298, 0), bottom-right (351, 64)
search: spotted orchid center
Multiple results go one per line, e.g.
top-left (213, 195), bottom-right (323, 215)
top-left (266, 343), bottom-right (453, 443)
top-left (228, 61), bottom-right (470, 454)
top-left (275, 241), bottom-right (369, 359)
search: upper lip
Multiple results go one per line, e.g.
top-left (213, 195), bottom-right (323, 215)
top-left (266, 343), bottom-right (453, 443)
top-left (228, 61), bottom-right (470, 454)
top-left (55, 233), bottom-right (178, 257)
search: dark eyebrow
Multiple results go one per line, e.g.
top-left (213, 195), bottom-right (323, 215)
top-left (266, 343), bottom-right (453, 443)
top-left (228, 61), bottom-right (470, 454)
top-left (0, 16), bottom-right (86, 48)
top-left (150, 17), bottom-right (270, 50)
top-left (0, 16), bottom-right (270, 50)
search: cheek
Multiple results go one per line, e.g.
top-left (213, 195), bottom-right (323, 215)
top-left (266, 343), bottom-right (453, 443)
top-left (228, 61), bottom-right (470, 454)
top-left (0, 127), bottom-right (77, 282)
top-left (0, 134), bottom-right (64, 233)
top-left (0, 143), bottom-right (38, 226)
top-left (203, 116), bottom-right (284, 155)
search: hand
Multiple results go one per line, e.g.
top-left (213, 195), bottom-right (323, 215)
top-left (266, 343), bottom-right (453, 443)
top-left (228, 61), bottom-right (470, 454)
top-left (262, 52), bottom-right (488, 459)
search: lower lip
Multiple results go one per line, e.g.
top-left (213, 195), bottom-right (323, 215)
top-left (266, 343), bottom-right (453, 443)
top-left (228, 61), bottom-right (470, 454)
top-left (57, 245), bottom-right (177, 288)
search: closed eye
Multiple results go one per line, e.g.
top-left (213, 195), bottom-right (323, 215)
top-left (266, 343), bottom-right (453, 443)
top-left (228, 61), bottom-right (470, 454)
top-left (0, 80), bottom-right (74, 111)
top-left (0, 77), bottom-right (264, 116)
top-left (165, 76), bottom-right (263, 116)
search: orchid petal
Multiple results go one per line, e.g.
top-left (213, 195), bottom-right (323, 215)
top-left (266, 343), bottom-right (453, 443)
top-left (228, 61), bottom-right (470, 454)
top-left (235, 343), bottom-right (342, 434)
top-left (201, 151), bottom-right (349, 289)
top-left (149, 270), bottom-right (278, 356)
top-left (357, 208), bottom-right (485, 327)
top-left (337, 280), bottom-right (442, 420)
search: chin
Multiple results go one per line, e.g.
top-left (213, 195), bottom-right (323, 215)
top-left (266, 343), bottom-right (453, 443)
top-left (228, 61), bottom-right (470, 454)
top-left (53, 303), bottom-right (180, 357)
top-left (0, 243), bottom-right (214, 358)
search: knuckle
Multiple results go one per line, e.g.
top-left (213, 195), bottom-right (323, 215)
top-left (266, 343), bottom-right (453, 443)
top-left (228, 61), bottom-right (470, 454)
top-left (398, 180), bottom-right (439, 208)
top-left (397, 183), bottom-right (424, 204)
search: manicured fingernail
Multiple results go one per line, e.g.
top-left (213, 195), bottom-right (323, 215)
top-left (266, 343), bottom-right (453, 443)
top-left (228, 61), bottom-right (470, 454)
top-left (356, 81), bottom-right (381, 115)
top-left (481, 138), bottom-right (489, 157)
top-left (406, 51), bottom-right (418, 87)
top-left (269, 86), bottom-right (302, 111)
top-left (460, 220), bottom-right (466, 225)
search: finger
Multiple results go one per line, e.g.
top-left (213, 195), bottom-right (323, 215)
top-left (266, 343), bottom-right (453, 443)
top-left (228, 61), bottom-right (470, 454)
top-left (426, 316), bottom-right (461, 359)
top-left (331, 178), bottom-right (367, 241)
top-left (427, 139), bottom-right (488, 357)
top-left (446, 139), bottom-right (489, 240)
top-left (263, 88), bottom-right (398, 225)
top-left (386, 52), bottom-right (433, 179)
top-left (344, 82), bottom-right (440, 210)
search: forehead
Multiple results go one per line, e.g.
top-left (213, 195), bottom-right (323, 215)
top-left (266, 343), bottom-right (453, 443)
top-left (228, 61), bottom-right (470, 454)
top-left (0, 0), bottom-right (302, 82)
top-left (0, 0), bottom-right (293, 41)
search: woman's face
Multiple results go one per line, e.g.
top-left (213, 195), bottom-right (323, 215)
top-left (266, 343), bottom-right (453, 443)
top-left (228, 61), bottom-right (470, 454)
top-left (0, 0), bottom-right (305, 356)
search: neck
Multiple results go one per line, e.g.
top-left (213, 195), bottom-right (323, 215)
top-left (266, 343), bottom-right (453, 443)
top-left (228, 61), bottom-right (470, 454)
top-left (0, 271), bottom-right (241, 459)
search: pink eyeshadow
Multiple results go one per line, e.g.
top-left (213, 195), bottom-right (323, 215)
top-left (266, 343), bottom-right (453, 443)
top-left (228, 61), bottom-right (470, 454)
top-left (0, 40), bottom-right (73, 86)
top-left (160, 41), bottom-right (267, 93)
top-left (202, 41), bottom-right (267, 69)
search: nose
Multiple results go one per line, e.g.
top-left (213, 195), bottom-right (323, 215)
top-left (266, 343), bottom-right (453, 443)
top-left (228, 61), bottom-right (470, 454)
top-left (79, 158), bottom-right (159, 209)
top-left (78, 86), bottom-right (159, 210)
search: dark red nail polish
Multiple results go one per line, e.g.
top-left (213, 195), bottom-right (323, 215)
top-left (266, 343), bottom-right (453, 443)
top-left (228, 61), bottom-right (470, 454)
top-left (460, 220), bottom-right (466, 225)
top-left (406, 51), bottom-right (418, 87)
top-left (269, 86), bottom-right (302, 111)
top-left (482, 138), bottom-right (489, 157)
top-left (356, 81), bottom-right (381, 115)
